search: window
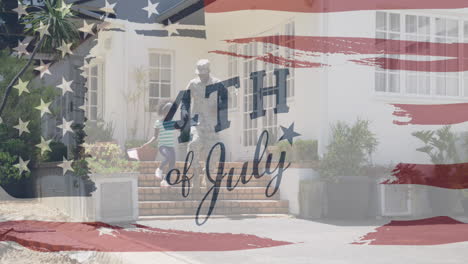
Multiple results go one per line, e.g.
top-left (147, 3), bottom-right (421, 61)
top-left (148, 51), bottom-right (172, 112)
top-left (243, 43), bottom-right (258, 147)
top-left (227, 44), bottom-right (239, 109)
top-left (285, 21), bottom-right (295, 97)
top-left (85, 64), bottom-right (103, 121)
top-left (375, 12), bottom-right (466, 97)
top-left (241, 20), bottom-right (295, 147)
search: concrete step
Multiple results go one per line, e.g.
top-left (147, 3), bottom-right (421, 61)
top-left (138, 187), bottom-right (280, 201)
top-left (138, 200), bottom-right (289, 216)
top-left (137, 161), bottom-right (285, 174)
top-left (137, 174), bottom-right (274, 187)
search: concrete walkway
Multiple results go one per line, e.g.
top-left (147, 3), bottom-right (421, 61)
top-left (127, 216), bottom-right (468, 264)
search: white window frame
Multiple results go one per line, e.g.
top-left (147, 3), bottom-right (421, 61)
top-left (148, 50), bottom-right (174, 112)
top-left (375, 11), bottom-right (468, 99)
top-left (85, 63), bottom-right (104, 121)
top-left (240, 20), bottom-right (295, 147)
top-left (227, 44), bottom-right (239, 110)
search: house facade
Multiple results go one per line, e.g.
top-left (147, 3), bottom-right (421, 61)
top-left (42, 2), bottom-right (468, 166)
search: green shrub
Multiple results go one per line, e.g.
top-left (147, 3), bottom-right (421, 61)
top-left (84, 142), bottom-right (139, 174)
top-left (84, 120), bottom-right (115, 143)
top-left (318, 119), bottom-right (378, 178)
top-left (43, 141), bottom-right (68, 162)
top-left (0, 152), bottom-right (28, 184)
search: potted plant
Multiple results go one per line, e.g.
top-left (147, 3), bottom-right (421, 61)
top-left (84, 142), bottom-right (140, 222)
top-left (412, 126), bottom-right (461, 216)
top-left (271, 139), bottom-right (322, 218)
top-left (318, 119), bottom-right (379, 219)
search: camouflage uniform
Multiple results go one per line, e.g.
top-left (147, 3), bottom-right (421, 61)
top-left (187, 76), bottom-right (221, 187)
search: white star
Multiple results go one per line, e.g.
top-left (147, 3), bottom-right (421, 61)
top-left (55, 0), bottom-right (73, 16)
top-left (35, 21), bottom-right (50, 39)
top-left (57, 157), bottom-right (74, 175)
top-left (13, 39), bottom-right (30, 57)
top-left (57, 77), bottom-right (73, 96)
top-left (79, 60), bottom-right (89, 71)
top-left (97, 227), bottom-right (118, 237)
top-left (14, 157), bottom-right (30, 175)
top-left (57, 117), bottom-right (74, 136)
top-left (78, 104), bottom-right (86, 111)
top-left (34, 60), bottom-right (51, 78)
top-left (79, 20), bottom-right (95, 38)
top-left (142, 0), bottom-right (159, 18)
top-left (35, 98), bottom-right (52, 117)
top-left (13, 78), bottom-right (30, 96)
top-left (166, 20), bottom-right (180, 36)
top-left (12, 2), bottom-right (28, 19)
top-left (36, 137), bottom-right (52, 156)
top-left (14, 118), bottom-right (30, 136)
top-left (56, 40), bottom-right (73, 58)
top-left (100, 0), bottom-right (116, 15)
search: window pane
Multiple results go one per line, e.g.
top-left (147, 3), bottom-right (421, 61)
top-left (464, 77), bottom-right (468, 96)
top-left (161, 54), bottom-right (171, 67)
top-left (418, 75), bottom-right (430, 95)
top-left (446, 74), bottom-right (459, 96)
top-left (375, 72), bottom-right (386, 92)
top-left (406, 74), bottom-right (417, 94)
top-left (406, 15), bottom-right (416, 33)
top-left (436, 18), bottom-right (446, 36)
top-left (447, 19), bottom-right (458, 37)
top-left (418, 16), bottom-right (430, 35)
top-left (91, 77), bottom-right (98, 91)
top-left (149, 53), bottom-right (160, 67)
top-left (91, 65), bottom-right (98, 76)
top-left (149, 69), bottom-right (160, 81)
top-left (91, 92), bottom-right (97, 105)
top-left (161, 69), bottom-right (171, 82)
top-left (436, 76), bottom-right (446, 95)
top-left (90, 106), bottom-right (97, 120)
top-left (149, 83), bottom-right (159, 97)
top-left (376, 12), bottom-right (387, 31)
top-left (465, 21), bottom-right (468, 38)
top-left (389, 72), bottom-right (400, 92)
top-left (161, 82), bottom-right (170, 97)
top-left (390, 13), bottom-right (400, 32)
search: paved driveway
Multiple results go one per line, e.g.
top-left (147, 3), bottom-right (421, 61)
top-left (123, 216), bottom-right (468, 264)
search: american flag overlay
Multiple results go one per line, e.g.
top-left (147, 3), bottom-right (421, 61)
top-left (0, 0), bottom-right (468, 263)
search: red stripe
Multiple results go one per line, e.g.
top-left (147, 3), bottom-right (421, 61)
top-left (205, 0), bottom-right (468, 13)
top-left (382, 163), bottom-right (468, 189)
top-left (0, 221), bottom-right (293, 252)
top-left (391, 103), bottom-right (468, 125)
top-left (354, 216), bottom-right (468, 245)
top-left (213, 36), bottom-right (468, 72)
top-left (209, 50), bottom-right (326, 68)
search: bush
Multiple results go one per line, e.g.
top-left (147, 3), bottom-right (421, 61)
top-left (0, 152), bottom-right (27, 184)
top-left (84, 142), bottom-right (139, 174)
top-left (43, 141), bottom-right (68, 162)
top-left (84, 120), bottom-right (115, 143)
top-left (319, 119), bottom-right (378, 178)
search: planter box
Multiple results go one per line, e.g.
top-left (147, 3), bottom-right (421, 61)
top-left (88, 173), bottom-right (139, 222)
top-left (325, 176), bottom-right (372, 219)
top-left (299, 180), bottom-right (324, 219)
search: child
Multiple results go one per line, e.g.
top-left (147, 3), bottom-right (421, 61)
top-left (141, 100), bottom-right (176, 187)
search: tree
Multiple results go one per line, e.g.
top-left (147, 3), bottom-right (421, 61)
top-left (0, 0), bottom-right (79, 117)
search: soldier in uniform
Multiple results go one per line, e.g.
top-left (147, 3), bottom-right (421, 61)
top-left (186, 59), bottom-right (221, 188)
